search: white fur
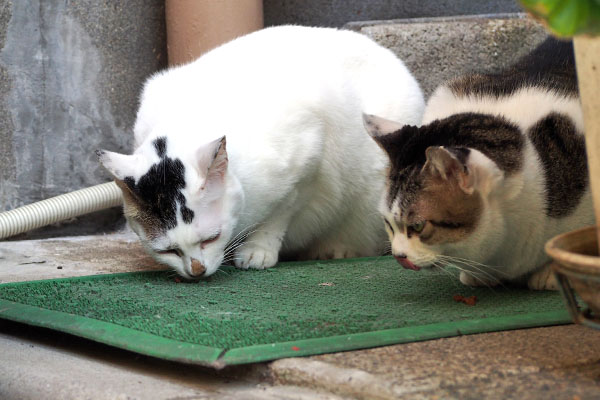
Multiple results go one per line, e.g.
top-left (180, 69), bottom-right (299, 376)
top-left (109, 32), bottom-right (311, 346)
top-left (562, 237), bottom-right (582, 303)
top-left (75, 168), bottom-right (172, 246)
top-left (424, 86), bottom-right (584, 132)
top-left (125, 26), bottom-right (424, 277)
top-left (387, 85), bottom-right (593, 287)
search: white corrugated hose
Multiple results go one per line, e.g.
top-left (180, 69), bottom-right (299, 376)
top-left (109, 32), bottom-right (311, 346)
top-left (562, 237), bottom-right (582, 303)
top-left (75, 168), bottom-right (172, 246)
top-left (0, 182), bottom-right (122, 240)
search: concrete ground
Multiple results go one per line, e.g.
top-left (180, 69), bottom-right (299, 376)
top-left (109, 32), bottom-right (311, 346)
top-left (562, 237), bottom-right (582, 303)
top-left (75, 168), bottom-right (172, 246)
top-left (1, 233), bottom-right (600, 399)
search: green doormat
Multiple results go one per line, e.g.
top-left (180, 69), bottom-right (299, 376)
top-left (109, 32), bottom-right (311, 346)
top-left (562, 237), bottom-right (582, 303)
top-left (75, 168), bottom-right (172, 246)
top-left (0, 257), bottom-right (571, 367)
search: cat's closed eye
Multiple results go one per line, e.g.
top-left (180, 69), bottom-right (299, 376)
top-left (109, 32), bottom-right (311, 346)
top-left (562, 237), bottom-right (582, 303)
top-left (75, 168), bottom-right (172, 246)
top-left (157, 248), bottom-right (183, 257)
top-left (200, 232), bottom-right (221, 249)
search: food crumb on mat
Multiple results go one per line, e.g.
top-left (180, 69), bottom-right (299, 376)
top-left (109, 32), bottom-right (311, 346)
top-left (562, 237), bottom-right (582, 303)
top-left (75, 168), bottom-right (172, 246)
top-left (453, 294), bottom-right (477, 306)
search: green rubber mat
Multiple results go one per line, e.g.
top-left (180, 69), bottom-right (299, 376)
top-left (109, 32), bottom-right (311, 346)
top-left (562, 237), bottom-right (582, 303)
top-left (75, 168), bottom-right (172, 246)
top-left (0, 257), bottom-right (571, 367)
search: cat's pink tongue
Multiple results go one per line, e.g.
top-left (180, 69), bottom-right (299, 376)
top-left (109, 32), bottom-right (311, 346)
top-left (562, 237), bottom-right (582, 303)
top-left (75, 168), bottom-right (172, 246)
top-left (394, 256), bottom-right (421, 271)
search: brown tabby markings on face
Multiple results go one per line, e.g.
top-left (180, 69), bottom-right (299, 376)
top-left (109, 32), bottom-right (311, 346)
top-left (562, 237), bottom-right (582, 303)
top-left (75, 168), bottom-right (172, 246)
top-left (393, 160), bottom-right (483, 245)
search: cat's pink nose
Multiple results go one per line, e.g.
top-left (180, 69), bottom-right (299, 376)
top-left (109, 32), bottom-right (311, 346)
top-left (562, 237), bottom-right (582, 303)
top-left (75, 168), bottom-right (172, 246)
top-left (394, 254), bottom-right (421, 271)
top-left (190, 258), bottom-right (206, 276)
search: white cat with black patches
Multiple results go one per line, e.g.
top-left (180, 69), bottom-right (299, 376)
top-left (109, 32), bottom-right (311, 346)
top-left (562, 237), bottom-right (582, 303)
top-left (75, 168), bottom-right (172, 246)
top-left (364, 38), bottom-right (593, 290)
top-left (97, 26), bottom-right (424, 279)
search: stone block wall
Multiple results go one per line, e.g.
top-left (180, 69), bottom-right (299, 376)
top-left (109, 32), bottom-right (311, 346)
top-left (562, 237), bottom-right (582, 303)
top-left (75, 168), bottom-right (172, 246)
top-left (264, 0), bottom-right (520, 27)
top-left (349, 14), bottom-right (548, 97)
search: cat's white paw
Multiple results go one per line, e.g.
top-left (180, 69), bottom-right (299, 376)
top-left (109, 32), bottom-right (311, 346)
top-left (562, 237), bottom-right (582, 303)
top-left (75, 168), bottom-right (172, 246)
top-left (234, 243), bottom-right (279, 270)
top-left (527, 264), bottom-right (558, 290)
top-left (459, 271), bottom-right (499, 287)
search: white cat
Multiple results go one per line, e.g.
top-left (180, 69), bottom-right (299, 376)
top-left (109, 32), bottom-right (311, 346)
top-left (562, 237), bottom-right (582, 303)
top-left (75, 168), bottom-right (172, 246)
top-left (97, 25), bottom-right (424, 278)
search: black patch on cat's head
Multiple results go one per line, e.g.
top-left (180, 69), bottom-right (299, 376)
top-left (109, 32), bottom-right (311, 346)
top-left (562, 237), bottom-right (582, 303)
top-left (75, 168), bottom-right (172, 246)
top-left (379, 113), bottom-right (524, 208)
top-left (124, 137), bottom-right (195, 230)
top-left (527, 112), bottom-right (587, 218)
top-left (153, 137), bottom-right (167, 158)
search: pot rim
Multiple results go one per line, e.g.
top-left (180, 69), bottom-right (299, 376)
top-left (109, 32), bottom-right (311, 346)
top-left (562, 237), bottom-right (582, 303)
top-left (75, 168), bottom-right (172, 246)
top-left (545, 226), bottom-right (600, 275)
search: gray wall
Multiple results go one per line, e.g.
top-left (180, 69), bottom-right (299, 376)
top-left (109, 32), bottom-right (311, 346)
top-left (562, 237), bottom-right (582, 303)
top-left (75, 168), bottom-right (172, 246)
top-left (0, 1), bottom-right (167, 238)
top-left (0, 0), bottom-right (530, 238)
top-left (264, 0), bottom-right (521, 27)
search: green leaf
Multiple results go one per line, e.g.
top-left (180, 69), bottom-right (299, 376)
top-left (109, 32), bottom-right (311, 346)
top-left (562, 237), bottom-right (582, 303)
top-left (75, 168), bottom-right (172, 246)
top-left (520, 0), bottom-right (600, 37)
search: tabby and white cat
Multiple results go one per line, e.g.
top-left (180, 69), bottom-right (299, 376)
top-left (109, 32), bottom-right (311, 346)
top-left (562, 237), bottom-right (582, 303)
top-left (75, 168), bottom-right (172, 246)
top-left (364, 38), bottom-right (593, 290)
top-left (97, 26), bottom-right (424, 279)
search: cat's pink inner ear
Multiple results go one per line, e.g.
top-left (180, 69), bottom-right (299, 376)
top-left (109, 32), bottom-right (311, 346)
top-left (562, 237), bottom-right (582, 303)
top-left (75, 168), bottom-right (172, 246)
top-left (96, 150), bottom-right (137, 181)
top-left (362, 113), bottom-right (404, 138)
top-left (423, 146), bottom-right (474, 194)
top-left (423, 146), bottom-right (456, 179)
top-left (195, 136), bottom-right (228, 189)
top-left (456, 168), bottom-right (475, 195)
top-left (207, 136), bottom-right (228, 180)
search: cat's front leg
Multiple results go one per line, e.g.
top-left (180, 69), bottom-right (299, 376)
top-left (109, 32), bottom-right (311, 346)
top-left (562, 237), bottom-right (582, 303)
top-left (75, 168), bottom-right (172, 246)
top-left (234, 229), bottom-right (283, 270)
top-left (234, 192), bottom-right (299, 270)
top-left (527, 262), bottom-right (558, 290)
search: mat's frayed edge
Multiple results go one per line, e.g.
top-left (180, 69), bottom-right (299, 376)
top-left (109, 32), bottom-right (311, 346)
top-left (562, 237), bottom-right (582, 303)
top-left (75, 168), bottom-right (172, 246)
top-left (0, 298), bottom-right (572, 368)
top-left (0, 299), bottom-right (225, 368)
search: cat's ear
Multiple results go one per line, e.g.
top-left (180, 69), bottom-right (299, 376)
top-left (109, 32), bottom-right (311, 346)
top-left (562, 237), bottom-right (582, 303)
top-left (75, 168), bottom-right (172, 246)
top-left (422, 146), bottom-right (474, 194)
top-left (363, 113), bottom-right (405, 138)
top-left (195, 136), bottom-right (228, 189)
top-left (363, 113), bottom-right (419, 157)
top-left (96, 150), bottom-right (146, 205)
top-left (96, 150), bottom-right (140, 181)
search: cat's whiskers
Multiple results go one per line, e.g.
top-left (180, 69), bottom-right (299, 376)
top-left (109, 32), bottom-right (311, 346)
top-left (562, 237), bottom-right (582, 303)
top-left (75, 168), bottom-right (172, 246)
top-left (444, 260), bottom-right (506, 289)
top-left (224, 239), bottom-right (248, 256)
top-left (227, 226), bottom-right (252, 246)
top-left (430, 261), bottom-right (462, 288)
top-left (223, 226), bottom-right (281, 259)
top-left (437, 254), bottom-right (508, 273)
top-left (215, 268), bottom-right (231, 276)
top-left (437, 255), bottom-right (510, 280)
top-left (226, 223), bottom-right (260, 245)
top-left (436, 258), bottom-right (505, 288)
top-left (223, 237), bottom-right (259, 258)
top-left (446, 261), bottom-right (501, 284)
top-left (223, 225), bottom-right (260, 255)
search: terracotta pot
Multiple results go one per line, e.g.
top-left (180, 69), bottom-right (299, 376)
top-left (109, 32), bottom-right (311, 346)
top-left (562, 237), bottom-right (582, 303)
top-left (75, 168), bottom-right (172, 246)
top-left (546, 226), bottom-right (600, 327)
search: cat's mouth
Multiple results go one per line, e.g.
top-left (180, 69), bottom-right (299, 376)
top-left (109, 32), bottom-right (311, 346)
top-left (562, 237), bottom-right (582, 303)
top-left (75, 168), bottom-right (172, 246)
top-left (394, 255), bottom-right (421, 271)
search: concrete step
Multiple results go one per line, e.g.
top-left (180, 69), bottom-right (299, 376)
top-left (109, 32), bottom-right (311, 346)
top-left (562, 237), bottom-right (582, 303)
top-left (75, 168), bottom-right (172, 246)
top-left (347, 13), bottom-right (548, 97)
top-left (270, 324), bottom-right (600, 400)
